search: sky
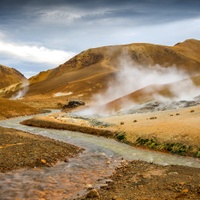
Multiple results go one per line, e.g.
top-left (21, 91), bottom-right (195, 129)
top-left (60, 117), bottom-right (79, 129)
top-left (0, 0), bottom-right (200, 78)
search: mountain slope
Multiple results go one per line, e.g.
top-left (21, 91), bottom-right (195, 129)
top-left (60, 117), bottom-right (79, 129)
top-left (29, 38), bottom-right (200, 86)
top-left (0, 65), bottom-right (27, 89)
top-left (1, 39), bottom-right (200, 108)
top-left (103, 75), bottom-right (200, 113)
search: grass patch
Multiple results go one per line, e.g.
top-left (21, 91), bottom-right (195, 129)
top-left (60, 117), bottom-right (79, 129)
top-left (134, 137), bottom-right (195, 156)
top-left (115, 132), bottom-right (126, 141)
top-left (195, 149), bottom-right (200, 158)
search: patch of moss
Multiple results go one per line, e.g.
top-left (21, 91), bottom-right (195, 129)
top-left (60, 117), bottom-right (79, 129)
top-left (195, 150), bottom-right (200, 158)
top-left (134, 137), bottom-right (192, 156)
top-left (115, 132), bottom-right (126, 141)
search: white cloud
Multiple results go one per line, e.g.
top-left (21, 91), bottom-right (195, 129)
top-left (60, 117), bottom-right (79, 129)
top-left (0, 40), bottom-right (76, 65)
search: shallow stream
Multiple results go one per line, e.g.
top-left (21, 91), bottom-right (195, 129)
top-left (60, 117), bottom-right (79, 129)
top-left (0, 112), bottom-right (200, 199)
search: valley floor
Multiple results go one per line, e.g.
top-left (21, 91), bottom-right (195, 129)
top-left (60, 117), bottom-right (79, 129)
top-left (1, 104), bottom-right (200, 199)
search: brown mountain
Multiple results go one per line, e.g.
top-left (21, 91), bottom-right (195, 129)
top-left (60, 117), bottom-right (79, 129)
top-left (0, 64), bottom-right (27, 89)
top-left (0, 39), bottom-right (200, 109)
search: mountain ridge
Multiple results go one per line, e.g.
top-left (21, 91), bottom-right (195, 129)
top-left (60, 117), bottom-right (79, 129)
top-left (0, 64), bottom-right (27, 89)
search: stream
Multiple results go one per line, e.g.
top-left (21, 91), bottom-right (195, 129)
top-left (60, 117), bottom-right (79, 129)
top-left (0, 112), bottom-right (200, 199)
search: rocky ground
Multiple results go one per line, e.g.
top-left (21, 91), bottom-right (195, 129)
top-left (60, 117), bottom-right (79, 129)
top-left (77, 160), bottom-right (200, 200)
top-left (0, 126), bottom-right (83, 172)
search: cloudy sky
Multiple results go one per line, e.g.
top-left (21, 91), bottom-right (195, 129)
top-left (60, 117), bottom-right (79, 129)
top-left (0, 0), bottom-right (200, 78)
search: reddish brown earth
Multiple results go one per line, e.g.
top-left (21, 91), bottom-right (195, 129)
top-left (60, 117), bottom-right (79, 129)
top-left (77, 160), bottom-right (200, 200)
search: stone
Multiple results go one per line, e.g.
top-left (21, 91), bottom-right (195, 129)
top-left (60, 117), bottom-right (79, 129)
top-left (86, 189), bottom-right (100, 198)
top-left (99, 183), bottom-right (108, 189)
top-left (41, 159), bottom-right (47, 164)
top-left (86, 184), bottom-right (93, 190)
top-left (106, 160), bottom-right (111, 164)
top-left (168, 172), bottom-right (179, 176)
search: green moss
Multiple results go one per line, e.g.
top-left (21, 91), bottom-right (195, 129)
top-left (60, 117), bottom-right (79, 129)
top-left (115, 132), bottom-right (126, 141)
top-left (195, 150), bottom-right (200, 157)
top-left (134, 137), bottom-right (192, 156)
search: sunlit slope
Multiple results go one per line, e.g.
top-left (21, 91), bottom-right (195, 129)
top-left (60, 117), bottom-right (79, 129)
top-left (0, 65), bottom-right (27, 89)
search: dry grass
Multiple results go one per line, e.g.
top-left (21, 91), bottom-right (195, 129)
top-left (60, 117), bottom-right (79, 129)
top-left (102, 104), bottom-right (200, 148)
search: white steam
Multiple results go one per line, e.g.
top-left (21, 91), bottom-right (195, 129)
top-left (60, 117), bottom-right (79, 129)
top-left (11, 80), bottom-right (29, 100)
top-left (77, 53), bottom-right (200, 116)
top-left (92, 55), bottom-right (192, 105)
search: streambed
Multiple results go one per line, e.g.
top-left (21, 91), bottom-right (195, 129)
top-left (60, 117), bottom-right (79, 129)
top-left (0, 112), bottom-right (200, 199)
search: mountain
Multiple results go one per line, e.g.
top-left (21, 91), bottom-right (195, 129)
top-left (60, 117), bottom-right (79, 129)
top-left (103, 75), bottom-right (200, 113)
top-left (0, 39), bottom-right (200, 109)
top-left (0, 65), bottom-right (27, 89)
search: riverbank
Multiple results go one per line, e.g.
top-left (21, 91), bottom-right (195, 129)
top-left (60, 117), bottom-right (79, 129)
top-left (0, 126), bottom-right (83, 172)
top-left (21, 104), bottom-right (200, 157)
top-left (0, 98), bottom-right (83, 172)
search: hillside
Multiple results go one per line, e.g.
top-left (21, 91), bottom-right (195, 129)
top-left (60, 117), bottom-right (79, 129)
top-left (0, 98), bottom-right (40, 119)
top-left (0, 39), bottom-right (200, 109)
top-left (102, 74), bottom-right (200, 112)
top-left (0, 65), bottom-right (27, 89)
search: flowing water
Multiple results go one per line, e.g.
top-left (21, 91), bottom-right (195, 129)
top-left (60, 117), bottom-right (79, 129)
top-left (0, 113), bottom-right (200, 199)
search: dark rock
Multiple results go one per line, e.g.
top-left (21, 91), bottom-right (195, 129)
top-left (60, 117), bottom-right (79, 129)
top-left (63, 100), bottom-right (85, 109)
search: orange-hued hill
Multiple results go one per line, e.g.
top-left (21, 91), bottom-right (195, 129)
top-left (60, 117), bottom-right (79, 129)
top-left (0, 65), bottom-right (27, 89)
top-left (0, 39), bottom-right (200, 109)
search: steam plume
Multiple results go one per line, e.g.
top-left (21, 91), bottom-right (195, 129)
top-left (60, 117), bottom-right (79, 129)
top-left (11, 80), bottom-right (29, 100)
top-left (77, 52), bottom-right (200, 116)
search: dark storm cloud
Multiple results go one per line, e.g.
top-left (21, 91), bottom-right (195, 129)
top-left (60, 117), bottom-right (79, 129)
top-left (0, 0), bottom-right (200, 77)
top-left (1, 0), bottom-right (200, 23)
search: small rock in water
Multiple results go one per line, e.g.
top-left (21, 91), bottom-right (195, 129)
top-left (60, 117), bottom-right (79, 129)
top-left (85, 189), bottom-right (100, 198)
